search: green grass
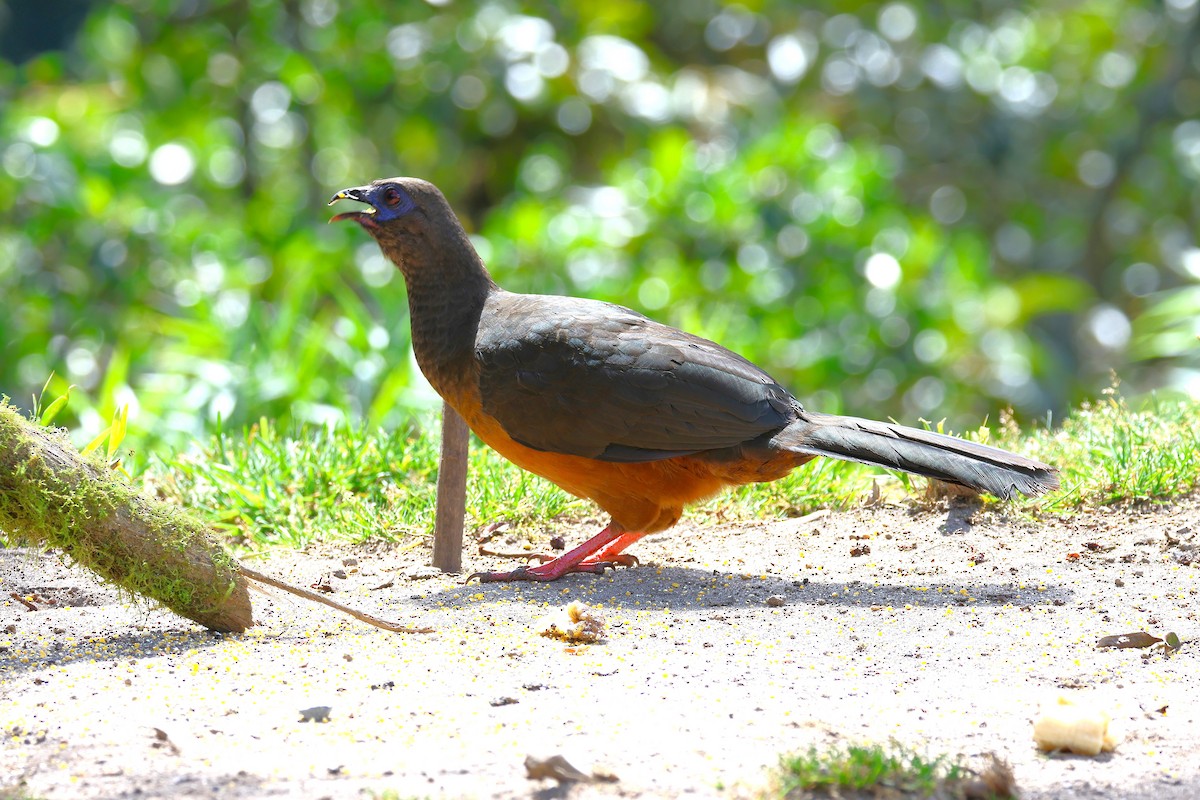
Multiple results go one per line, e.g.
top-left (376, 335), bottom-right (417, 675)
top-left (769, 743), bottom-right (1015, 799)
top-left (145, 416), bottom-right (586, 552)
top-left (724, 388), bottom-right (1200, 519)
top-left (1013, 390), bottom-right (1200, 508)
top-left (0, 786), bottom-right (47, 800)
top-left (126, 389), bottom-right (1200, 552)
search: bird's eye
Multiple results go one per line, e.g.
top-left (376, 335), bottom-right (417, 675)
top-left (382, 187), bottom-right (402, 207)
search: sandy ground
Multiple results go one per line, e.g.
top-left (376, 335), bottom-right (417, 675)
top-left (1, 496), bottom-right (1198, 799)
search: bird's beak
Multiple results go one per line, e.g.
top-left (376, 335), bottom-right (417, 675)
top-left (328, 186), bottom-right (376, 223)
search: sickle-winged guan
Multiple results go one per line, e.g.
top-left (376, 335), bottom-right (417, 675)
top-left (331, 177), bottom-right (1058, 582)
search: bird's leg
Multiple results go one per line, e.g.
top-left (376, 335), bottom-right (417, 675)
top-left (587, 531), bottom-right (645, 567)
top-left (517, 534), bottom-right (641, 566)
top-left (467, 524), bottom-right (636, 583)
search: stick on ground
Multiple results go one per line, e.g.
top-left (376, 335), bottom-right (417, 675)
top-left (238, 566), bottom-right (432, 634)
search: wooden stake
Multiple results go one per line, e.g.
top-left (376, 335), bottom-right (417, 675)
top-left (432, 401), bottom-right (469, 573)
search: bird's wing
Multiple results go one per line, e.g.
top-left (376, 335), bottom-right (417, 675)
top-left (475, 293), bottom-right (798, 462)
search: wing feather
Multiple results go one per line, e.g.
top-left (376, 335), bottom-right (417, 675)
top-left (475, 293), bottom-right (797, 462)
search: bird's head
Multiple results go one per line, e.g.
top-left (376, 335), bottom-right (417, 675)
top-left (328, 177), bottom-right (441, 239)
top-left (329, 177), bottom-right (496, 292)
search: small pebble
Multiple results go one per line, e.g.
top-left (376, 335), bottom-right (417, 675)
top-left (1114, 578), bottom-right (1125, 587)
top-left (299, 706), bottom-right (332, 723)
top-left (765, 595), bottom-right (786, 607)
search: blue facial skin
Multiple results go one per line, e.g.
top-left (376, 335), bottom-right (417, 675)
top-left (329, 182), bottom-right (415, 225)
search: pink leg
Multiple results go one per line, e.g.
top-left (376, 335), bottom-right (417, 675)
top-left (467, 524), bottom-right (639, 583)
top-left (590, 531), bottom-right (646, 564)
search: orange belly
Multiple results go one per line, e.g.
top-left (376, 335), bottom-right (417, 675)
top-left (438, 373), bottom-right (812, 534)
top-left (456, 404), bottom-right (730, 533)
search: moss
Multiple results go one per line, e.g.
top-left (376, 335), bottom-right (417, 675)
top-left (0, 400), bottom-right (248, 631)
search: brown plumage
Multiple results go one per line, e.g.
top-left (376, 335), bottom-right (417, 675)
top-left (331, 177), bottom-right (1058, 582)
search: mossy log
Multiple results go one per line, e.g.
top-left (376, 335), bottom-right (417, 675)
top-left (0, 401), bottom-right (252, 632)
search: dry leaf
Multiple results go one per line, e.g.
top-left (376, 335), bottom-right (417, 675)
top-left (524, 754), bottom-right (591, 783)
top-left (524, 754), bottom-right (617, 784)
top-left (1097, 632), bottom-right (1162, 649)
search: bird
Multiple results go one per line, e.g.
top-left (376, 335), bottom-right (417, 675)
top-left (330, 177), bottom-right (1058, 583)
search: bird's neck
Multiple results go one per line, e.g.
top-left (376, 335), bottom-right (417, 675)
top-left (383, 225), bottom-right (497, 398)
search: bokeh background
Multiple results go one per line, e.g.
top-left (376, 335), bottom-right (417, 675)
top-left (2, 0), bottom-right (1199, 457)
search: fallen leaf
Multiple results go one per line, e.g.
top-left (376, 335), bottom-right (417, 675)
top-left (1097, 632), bottom-right (1162, 649)
top-left (150, 727), bottom-right (180, 755)
top-left (524, 754), bottom-right (617, 784)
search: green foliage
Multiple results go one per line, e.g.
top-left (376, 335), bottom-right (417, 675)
top-left (148, 414), bottom-right (586, 550)
top-left (142, 393), bottom-right (1199, 552)
top-left (770, 743), bottom-right (1015, 799)
top-left (1, 2), bottom-right (1198, 456)
top-left (725, 384), bottom-right (1200, 518)
top-left (1007, 385), bottom-right (1200, 509)
top-left (0, 785), bottom-right (47, 800)
top-left (33, 374), bottom-right (74, 427)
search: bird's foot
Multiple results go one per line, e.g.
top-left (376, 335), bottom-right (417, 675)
top-left (522, 552), bottom-right (638, 568)
top-left (595, 554), bottom-right (639, 568)
top-left (466, 555), bottom-right (637, 584)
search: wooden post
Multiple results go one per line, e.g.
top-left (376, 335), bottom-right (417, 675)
top-left (432, 400), bottom-right (469, 573)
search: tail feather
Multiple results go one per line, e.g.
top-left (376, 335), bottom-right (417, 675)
top-left (774, 411), bottom-right (1058, 500)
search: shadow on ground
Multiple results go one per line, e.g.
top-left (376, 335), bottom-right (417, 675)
top-left (411, 564), bottom-right (1074, 613)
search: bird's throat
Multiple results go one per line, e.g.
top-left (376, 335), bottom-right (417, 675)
top-left (381, 230), bottom-right (496, 400)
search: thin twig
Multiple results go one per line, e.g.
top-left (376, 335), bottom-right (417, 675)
top-left (10, 592), bottom-right (38, 612)
top-left (238, 566), bottom-right (433, 634)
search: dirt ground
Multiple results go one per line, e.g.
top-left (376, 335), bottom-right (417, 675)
top-left (2, 495), bottom-right (1198, 799)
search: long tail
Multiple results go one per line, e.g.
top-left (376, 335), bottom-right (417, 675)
top-left (773, 411), bottom-right (1058, 499)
